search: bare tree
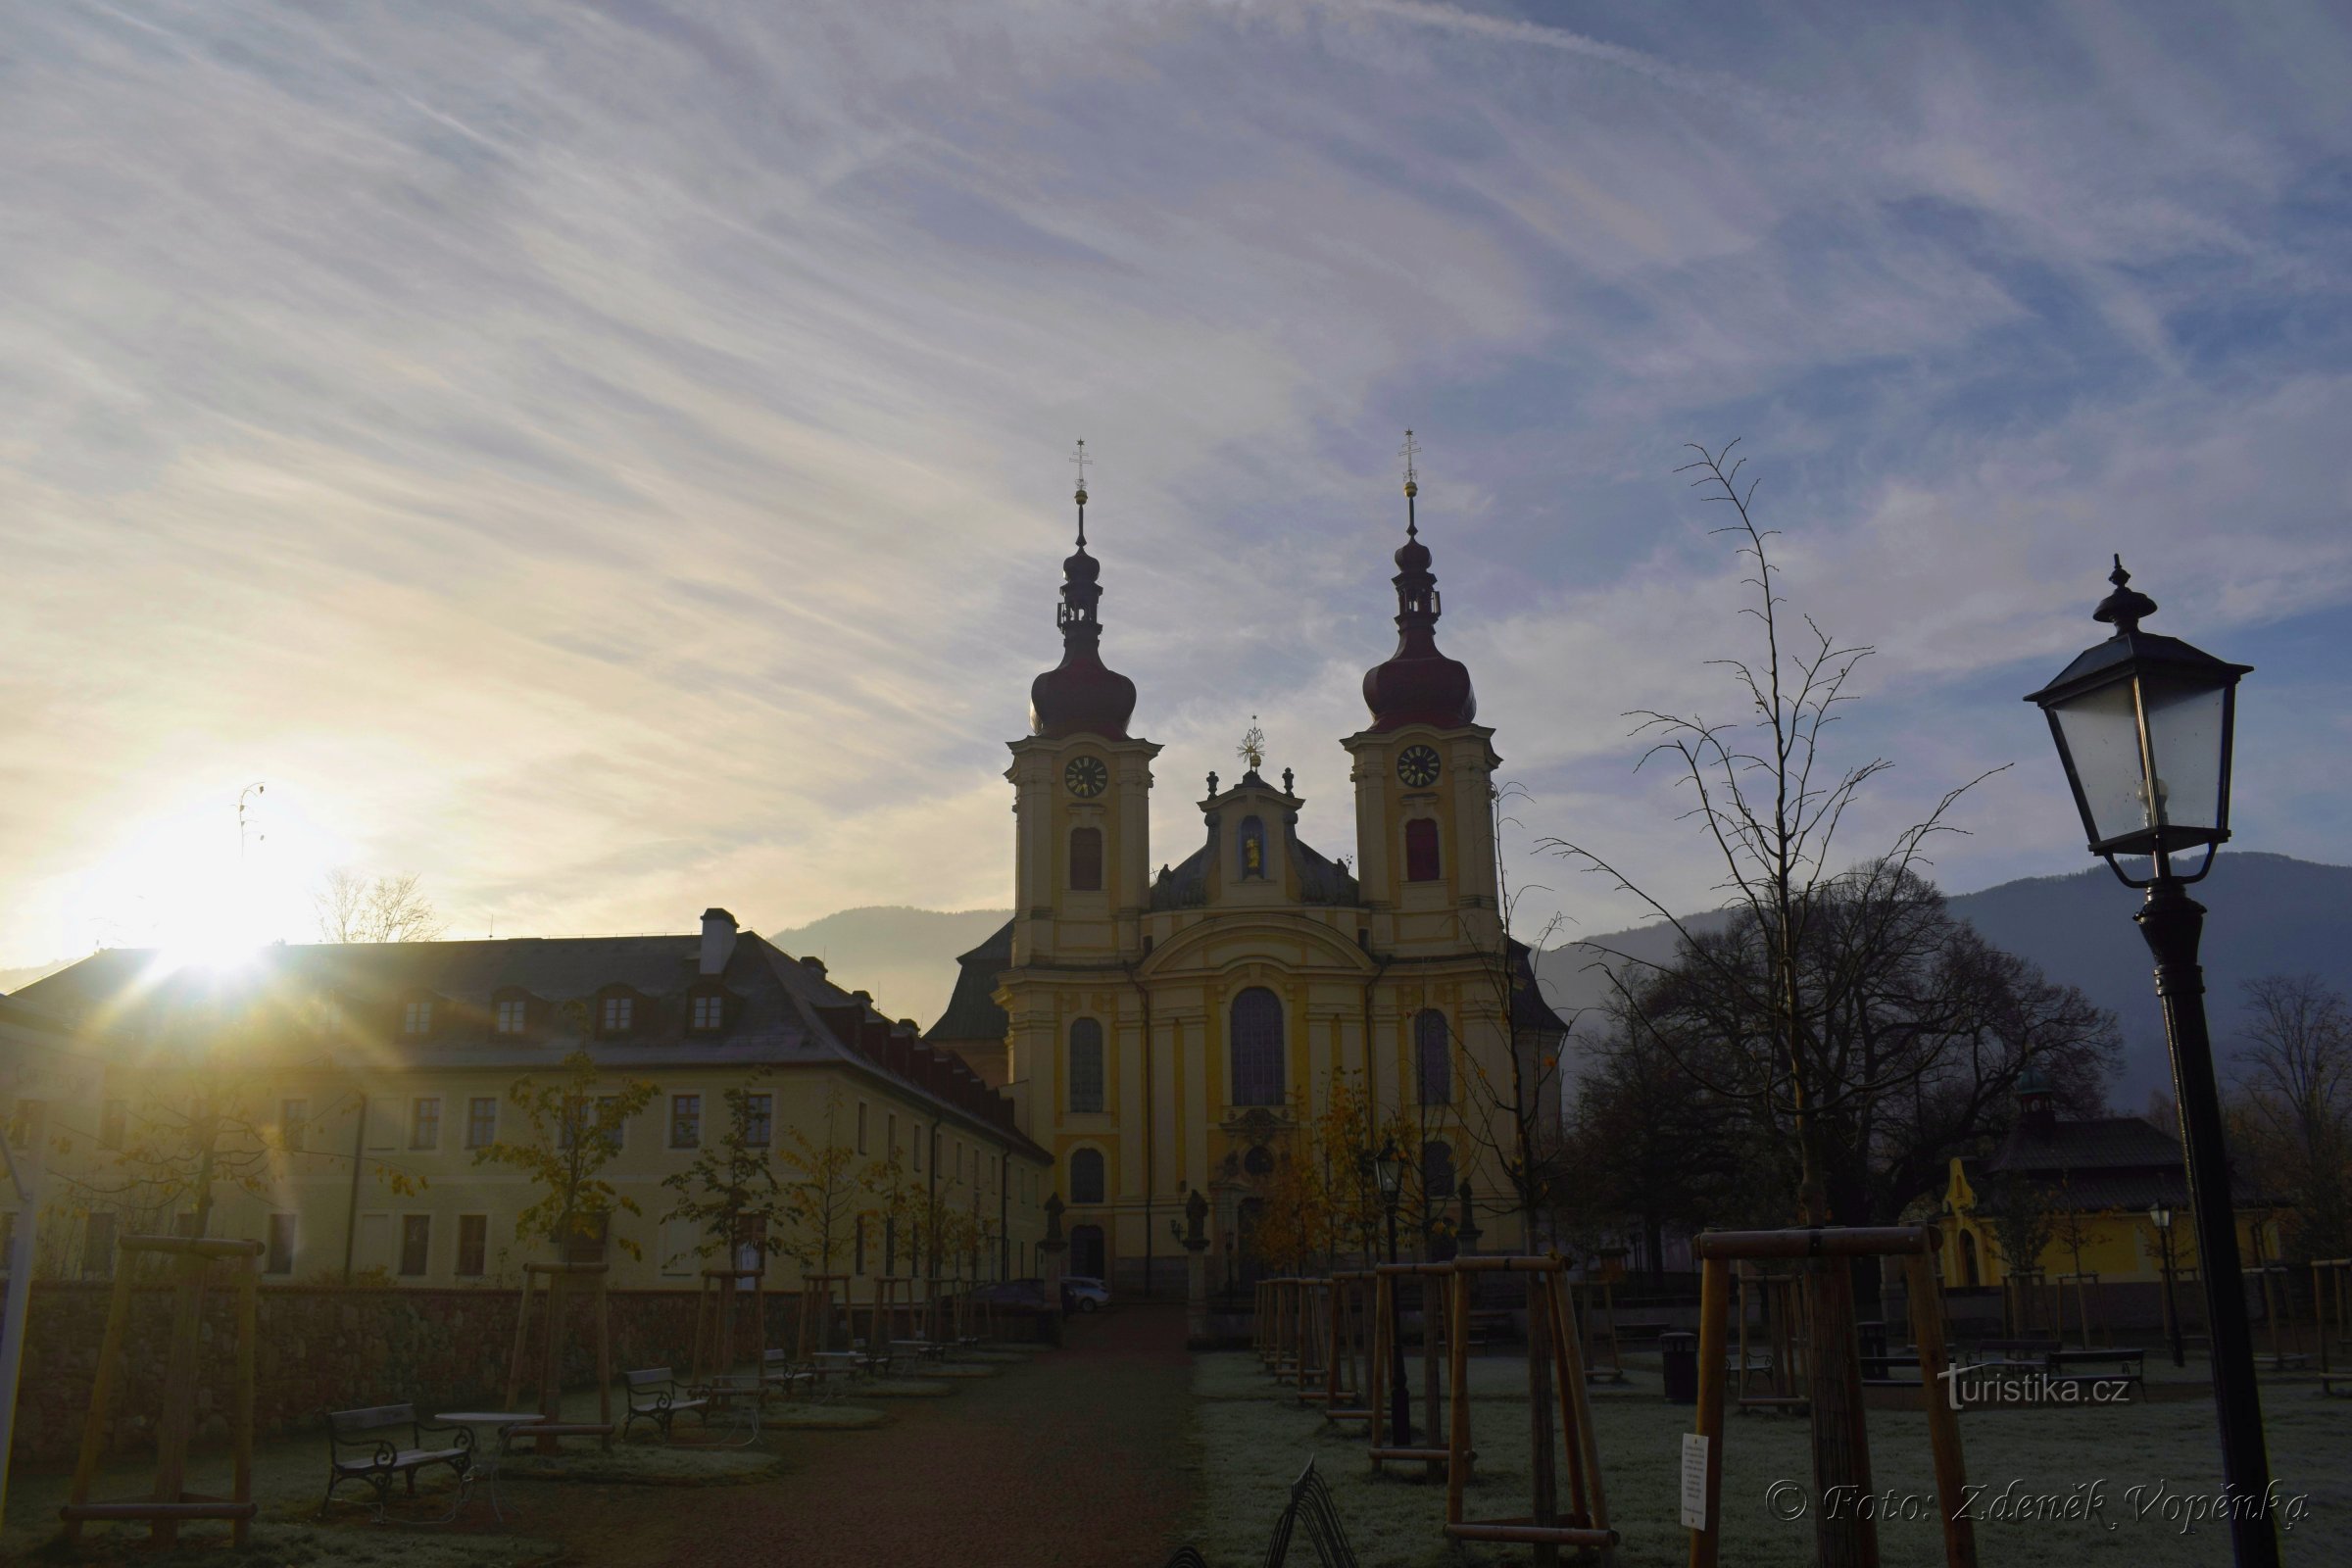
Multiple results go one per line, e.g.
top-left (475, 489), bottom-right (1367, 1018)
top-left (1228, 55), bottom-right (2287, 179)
top-left (314, 869), bottom-right (446, 944)
top-left (1542, 443), bottom-right (2005, 1220)
top-left (1538, 443), bottom-right (2006, 1568)
top-left (2230, 974), bottom-right (2352, 1262)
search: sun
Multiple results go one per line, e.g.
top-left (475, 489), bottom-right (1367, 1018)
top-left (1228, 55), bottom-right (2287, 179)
top-left (65, 786), bottom-right (351, 964)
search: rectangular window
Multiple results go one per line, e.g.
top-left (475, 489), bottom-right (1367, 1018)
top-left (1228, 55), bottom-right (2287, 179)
top-left (691, 993), bottom-right (724, 1031)
top-left (601, 996), bottom-right (633, 1033)
top-left (281, 1098), bottom-right (309, 1152)
top-left (466, 1097), bottom-right (498, 1149)
top-left (598, 1095), bottom-right (623, 1152)
top-left (857, 1102), bottom-right (868, 1154)
top-left (410, 1097), bottom-right (442, 1151)
top-left (671, 1094), bottom-right (703, 1149)
top-left (84, 1211), bottom-right (117, 1278)
top-left (399, 1214), bottom-right (431, 1277)
top-left (913, 1130), bottom-right (923, 1172)
top-left (266, 1213), bottom-right (296, 1275)
top-left (1069, 826), bottom-right (1103, 891)
top-left (99, 1098), bottom-right (127, 1151)
top-left (366, 1096), bottom-right (398, 1152)
top-left (403, 999), bottom-right (432, 1036)
top-left (1404, 817), bottom-right (1443, 882)
top-left (854, 1215), bottom-right (866, 1275)
top-left (743, 1093), bottom-right (773, 1148)
top-left (457, 1214), bottom-right (488, 1277)
top-left (887, 1112), bottom-right (898, 1158)
top-left (495, 998), bottom-right (527, 1035)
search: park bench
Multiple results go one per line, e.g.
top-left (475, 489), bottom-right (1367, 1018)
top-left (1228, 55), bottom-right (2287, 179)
top-left (2044, 1347), bottom-right (2145, 1397)
top-left (619, 1367), bottom-right (707, 1443)
top-left (1158, 1457), bottom-right (1358, 1568)
top-left (891, 1337), bottom-right (951, 1362)
top-left (760, 1348), bottom-right (823, 1399)
top-left (319, 1403), bottom-right (472, 1517)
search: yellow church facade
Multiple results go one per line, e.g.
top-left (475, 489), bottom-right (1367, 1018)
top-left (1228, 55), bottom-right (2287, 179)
top-left (929, 464), bottom-right (1566, 1292)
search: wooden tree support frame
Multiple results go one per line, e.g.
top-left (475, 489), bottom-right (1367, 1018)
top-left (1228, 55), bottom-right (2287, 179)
top-left (1441, 1256), bottom-right (1615, 1560)
top-left (1576, 1277), bottom-right (1627, 1385)
top-left (1735, 1263), bottom-right (1811, 1413)
top-left (2314, 1258), bottom-right (2351, 1395)
top-left (2053, 1270), bottom-right (2104, 1348)
top-left (798, 1274), bottom-right (851, 1358)
top-left (1689, 1226), bottom-right (1975, 1568)
top-left (692, 1267), bottom-right (766, 1382)
top-left (867, 1274), bottom-right (920, 1354)
top-left (1368, 1262), bottom-right (1457, 1476)
top-left (61, 1236), bottom-right (262, 1548)
top-left (1322, 1270), bottom-right (1375, 1427)
top-left (1291, 1278), bottom-right (1332, 1405)
top-left (504, 1260), bottom-right (615, 1454)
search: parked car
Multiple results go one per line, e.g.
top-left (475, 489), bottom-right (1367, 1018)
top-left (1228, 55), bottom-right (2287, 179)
top-left (968, 1278), bottom-right (1052, 1309)
top-left (1061, 1275), bottom-right (1111, 1312)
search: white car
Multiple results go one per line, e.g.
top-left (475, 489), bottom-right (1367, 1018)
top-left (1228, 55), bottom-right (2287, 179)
top-left (1061, 1275), bottom-right (1111, 1312)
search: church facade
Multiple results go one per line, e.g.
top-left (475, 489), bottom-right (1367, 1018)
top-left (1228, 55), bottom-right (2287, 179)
top-left (928, 462), bottom-right (1566, 1293)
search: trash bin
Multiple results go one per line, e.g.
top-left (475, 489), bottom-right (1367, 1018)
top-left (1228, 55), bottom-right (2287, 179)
top-left (1660, 1330), bottom-right (1698, 1404)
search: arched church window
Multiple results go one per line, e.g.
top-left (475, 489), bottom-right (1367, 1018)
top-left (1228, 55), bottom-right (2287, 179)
top-left (1230, 988), bottom-right (1286, 1107)
top-left (1244, 1144), bottom-right (1275, 1177)
top-left (1239, 816), bottom-right (1267, 880)
top-left (1068, 1018), bottom-right (1105, 1113)
top-left (1070, 1147), bottom-right (1106, 1205)
top-left (1070, 826), bottom-right (1103, 891)
top-left (1415, 1008), bottom-right (1451, 1104)
top-left (1420, 1140), bottom-right (1454, 1214)
top-left (1404, 818), bottom-right (1442, 882)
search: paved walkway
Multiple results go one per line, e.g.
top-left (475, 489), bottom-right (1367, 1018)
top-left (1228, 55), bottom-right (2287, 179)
top-left (543, 1304), bottom-right (1199, 1568)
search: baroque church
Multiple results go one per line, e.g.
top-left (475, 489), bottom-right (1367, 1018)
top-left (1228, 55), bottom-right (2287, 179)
top-left (927, 454), bottom-right (1568, 1293)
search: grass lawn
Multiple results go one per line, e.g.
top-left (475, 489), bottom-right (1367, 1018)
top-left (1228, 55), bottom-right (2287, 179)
top-left (1192, 1349), bottom-right (2350, 1565)
top-left (0, 1372), bottom-right (917, 1561)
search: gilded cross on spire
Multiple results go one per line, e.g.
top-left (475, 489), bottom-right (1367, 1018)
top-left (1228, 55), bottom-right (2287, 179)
top-left (1238, 716), bottom-right (1266, 773)
top-left (1070, 438), bottom-right (1090, 546)
top-left (1398, 428), bottom-right (1421, 534)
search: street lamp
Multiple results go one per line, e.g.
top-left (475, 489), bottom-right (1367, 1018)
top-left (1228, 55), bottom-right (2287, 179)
top-left (1374, 1138), bottom-right (1412, 1446)
top-left (2149, 1204), bottom-right (2185, 1369)
top-left (2027, 556), bottom-right (2272, 1566)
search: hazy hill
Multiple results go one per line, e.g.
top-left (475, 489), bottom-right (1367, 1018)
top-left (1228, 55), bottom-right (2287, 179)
top-left (1537, 852), bottom-right (2352, 1107)
top-left (766, 906), bottom-right (1012, 1029)
top-left (0, 959), bottom-right (72, 996)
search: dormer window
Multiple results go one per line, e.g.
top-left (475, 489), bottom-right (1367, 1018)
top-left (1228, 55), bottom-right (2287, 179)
top-left (402, 999), bottom-right (433, 1037)
top-left (600, 995), bottom-right (634, 1034)
top-left (690, 992), bottom-right (724, 1032)
top-left (494, 998), bottom-right (528, 1036)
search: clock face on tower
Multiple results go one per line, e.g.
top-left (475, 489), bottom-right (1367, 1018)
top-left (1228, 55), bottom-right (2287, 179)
top-left (1396, 744), bottom-right (1442, 789)
top-left (1064, 755), bottom-right (1109, 799)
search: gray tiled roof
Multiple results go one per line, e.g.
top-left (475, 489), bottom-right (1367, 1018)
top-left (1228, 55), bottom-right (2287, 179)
top-left (924, 919), bottom-right (1013, 1045)
top-left (6, 931), bottom-right (1044, 1158)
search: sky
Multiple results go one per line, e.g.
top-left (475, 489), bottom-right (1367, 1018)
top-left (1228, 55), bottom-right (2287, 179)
top-left (3, 0), bottom-right (2348, 975)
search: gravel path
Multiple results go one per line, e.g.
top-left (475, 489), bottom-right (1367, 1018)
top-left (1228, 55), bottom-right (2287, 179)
top-left (533, 1304), bottom-right (1200, 1568)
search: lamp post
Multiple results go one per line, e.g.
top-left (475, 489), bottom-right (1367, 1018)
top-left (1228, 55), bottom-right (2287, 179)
top-left (2149, 1204), bottom-right (2186, 1369)
top-left (2027, 557), bottom-right (2273, 1566)
top-left (1375, 1137), bottom-right (1411, 1446)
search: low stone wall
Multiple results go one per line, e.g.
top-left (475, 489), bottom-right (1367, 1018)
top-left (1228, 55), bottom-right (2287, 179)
top-left (4, 1276), bottom-right (812, 1466)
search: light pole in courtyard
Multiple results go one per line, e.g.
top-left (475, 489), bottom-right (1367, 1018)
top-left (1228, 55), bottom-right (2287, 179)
top-left (2149, 1204), bottom-right (2186, 1369)
top-left (2026, 556), bottom-right (2274, 1567)
top-left (1375, 1138), bottom-right (1411, 1446)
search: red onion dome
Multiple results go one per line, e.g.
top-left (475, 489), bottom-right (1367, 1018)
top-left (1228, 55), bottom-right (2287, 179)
top-left (1361, 514), bottom-right (1475, 732)
top-left (1029, 492), bottom-right (1137, 739)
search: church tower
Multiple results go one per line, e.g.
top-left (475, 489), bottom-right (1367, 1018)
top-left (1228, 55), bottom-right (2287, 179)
top-left (1006, 449), bottom-right (1158, 967)
top-left (1342, 436), bottom-right (1503, 954)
